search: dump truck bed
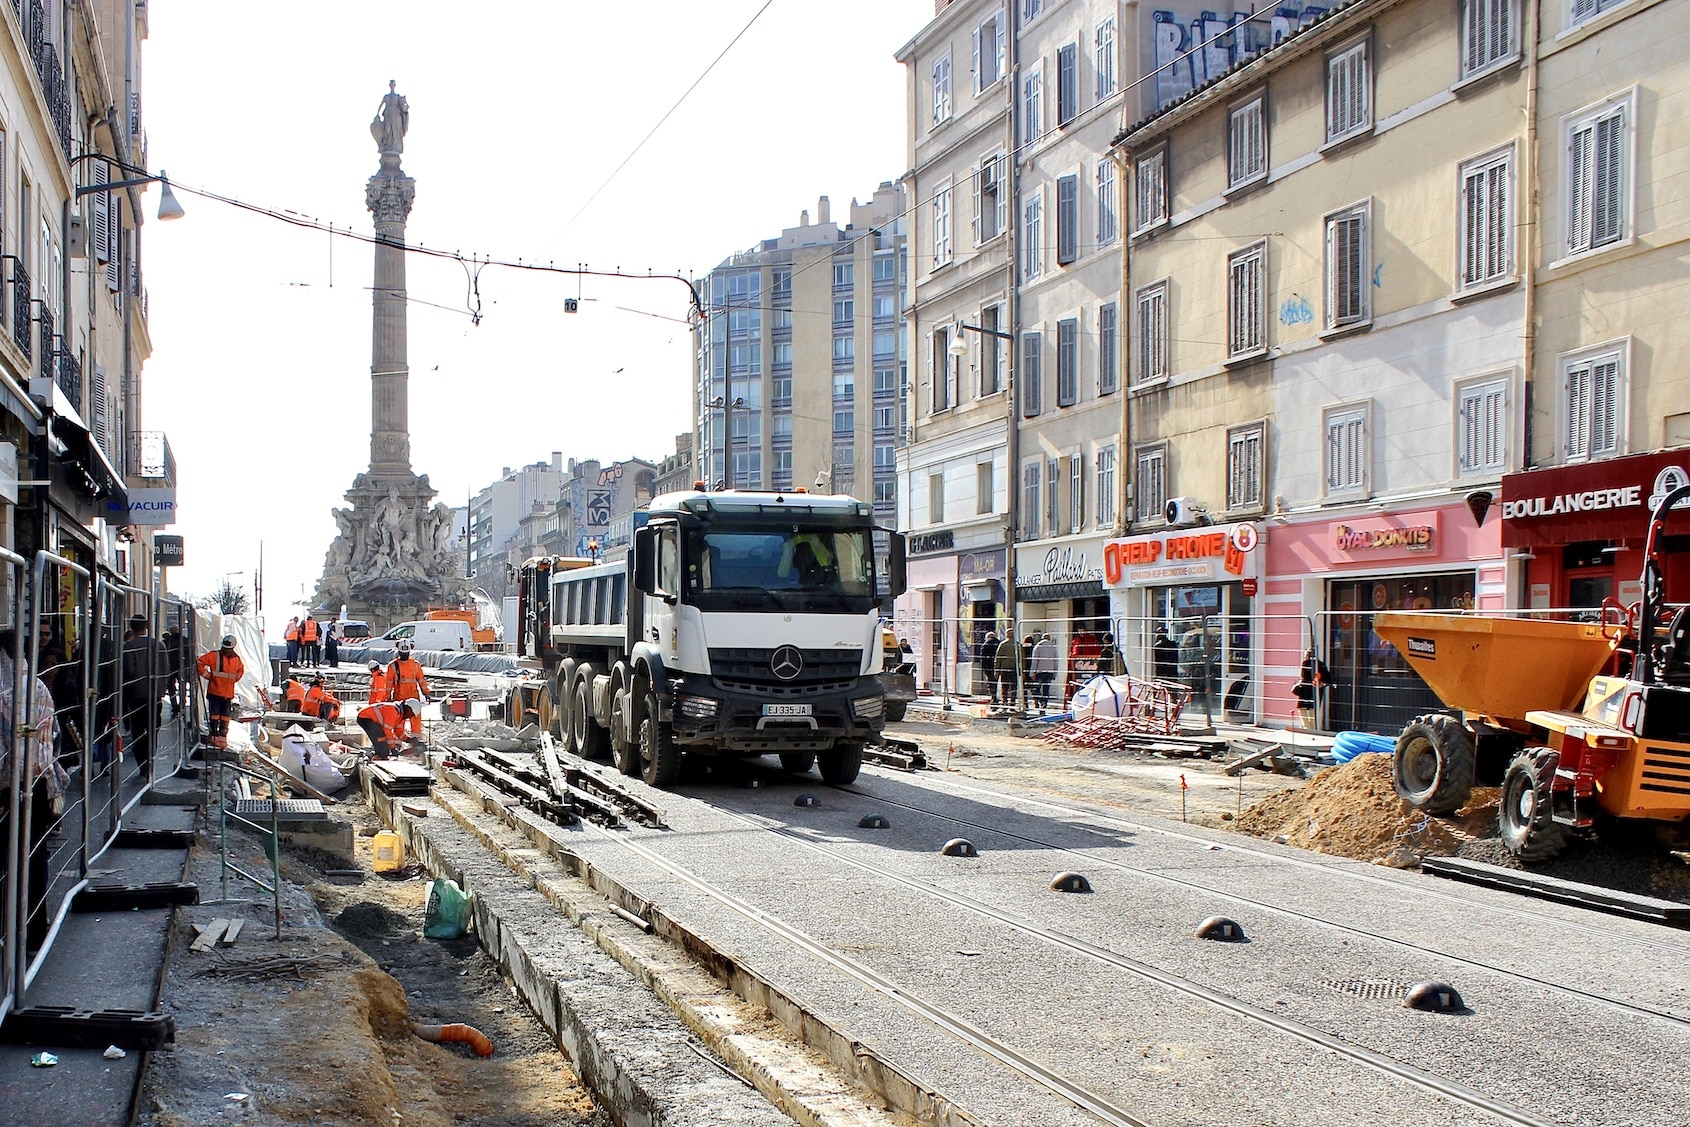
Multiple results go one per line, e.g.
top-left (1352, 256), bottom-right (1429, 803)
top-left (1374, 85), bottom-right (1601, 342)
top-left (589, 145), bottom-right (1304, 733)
top-left (1372, 612), bottom-right (1618, 721)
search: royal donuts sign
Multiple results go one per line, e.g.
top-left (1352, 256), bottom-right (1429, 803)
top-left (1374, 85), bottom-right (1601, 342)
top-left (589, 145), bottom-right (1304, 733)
top-left (1103, 523), bottom-right (1260, 588)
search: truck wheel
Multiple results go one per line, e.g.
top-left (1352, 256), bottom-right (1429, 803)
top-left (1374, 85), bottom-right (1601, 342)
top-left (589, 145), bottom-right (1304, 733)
top-left (779, 751), bottom-right (816, 774)
top-left (535, 682), bottom-right (557, 738)
top-left (639, 692), bottom-right (682, 787)
top-left (884, 702), bottom-right (907, 723)
top-left (572, 672), bottom-right (609, 761)
top-left (611, 688), bottom-right (640, 777)
top-left (1392, 714), bottom-right (1476, 815)
top-left (817, 742), bottom-right (863, 785)
top-left (558, 676), bottom-right (578, 755)
top-left (1498, 749), bottom-right (1566, 861)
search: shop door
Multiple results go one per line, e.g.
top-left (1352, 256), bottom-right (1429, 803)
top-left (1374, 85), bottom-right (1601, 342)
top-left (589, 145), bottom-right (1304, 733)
top-left (1326, 573), bottom-right (1474, 734)
top-left (926, 591), bottom-right (944, 689)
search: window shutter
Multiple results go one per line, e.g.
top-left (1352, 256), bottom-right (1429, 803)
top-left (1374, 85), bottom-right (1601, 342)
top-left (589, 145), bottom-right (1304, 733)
top-left (972, 163), bottom-right (983, 245)
top-left (92, 364), bottom-right (108, 454)
top-left (1591, 358), bottom-right (1619, 455)
top-left (1566, 364), bottom-right (1590, 458)
top-left (1591, 110), bottom-right (1624, 247)
top-left (1057, 317), bottom-right (1077, 406)
top-left (1571, 0), bottom-right (1598, 22)
top-left (1058, 44), bottom-right (1077, 125)
top-left (1568, 123), bottom-right (1594, 253)
top-left (1047, 457), bottom-right (1060, 532)
top-left (91, 162), bottom-right (110, 264)
top-left (1056, 175), bottom-right (1078, 264)
top-left (994, 12), bottom-right (1007, 80)
top-left (972, 26), bottom-right (982, 91)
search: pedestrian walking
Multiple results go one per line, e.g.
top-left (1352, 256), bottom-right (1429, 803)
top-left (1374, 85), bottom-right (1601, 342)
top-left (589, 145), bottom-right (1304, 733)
top-left (323, 622), bottom-right (340, 668)
top-left (978, 632), bottom-right (1000, 702)
top-left (283, 616), bottom-right (300, 666)
top-left (1031, 633), bottom-right (1058, 710)
top-left (122, 614), bottom-right (167, 776)
top-left (161, 627), bottom-right (184, 717)
top-left (1152, 627), bottom-right (1179, 682)
top-left (1098, 632), bottom-right (1118, 676)
top-left (992, 630), bottom-right (1017, 706)
top-left (1019, 635), bottom-right (1036, 708)
top-left (196, 634), bottom-right (245, 749)
top-left (0, 629), bottom-right (69, 952)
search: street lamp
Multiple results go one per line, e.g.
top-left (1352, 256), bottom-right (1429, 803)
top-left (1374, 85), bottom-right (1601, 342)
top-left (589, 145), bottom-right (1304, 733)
top-left (72, 155), bottom-right (185, 222)
top-left (707, 395), bottom-right (746, 490)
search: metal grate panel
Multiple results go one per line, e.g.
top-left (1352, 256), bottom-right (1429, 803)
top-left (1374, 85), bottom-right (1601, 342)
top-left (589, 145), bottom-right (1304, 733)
top-left (235, 798), bottom-right (327, 820)
top-left (1321, 978), bottom-right (1409, 1001)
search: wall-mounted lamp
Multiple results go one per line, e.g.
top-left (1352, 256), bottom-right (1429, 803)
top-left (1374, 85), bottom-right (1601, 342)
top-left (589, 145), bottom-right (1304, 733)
top-left (72, 155), bottom-right (185, 222)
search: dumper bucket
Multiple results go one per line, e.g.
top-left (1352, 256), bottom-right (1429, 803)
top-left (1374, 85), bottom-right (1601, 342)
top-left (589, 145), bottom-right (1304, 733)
top-left (1372, 612), bottom-right (1618, 721)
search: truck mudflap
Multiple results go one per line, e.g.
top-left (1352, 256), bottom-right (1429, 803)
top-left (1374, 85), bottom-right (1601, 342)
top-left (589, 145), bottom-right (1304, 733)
top-left (666, 672), bottom-right (885, 753)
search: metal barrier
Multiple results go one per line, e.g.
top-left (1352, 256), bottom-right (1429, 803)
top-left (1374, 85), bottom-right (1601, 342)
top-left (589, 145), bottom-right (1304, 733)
top-left (0, 544), bottom-right (30, 1024)
top-left (205, 756), bottom-right (282, 941)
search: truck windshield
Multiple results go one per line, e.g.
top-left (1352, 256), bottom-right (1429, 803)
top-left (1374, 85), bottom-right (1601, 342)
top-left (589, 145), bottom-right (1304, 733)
top-left (689, 524), bottom-right (876, 612)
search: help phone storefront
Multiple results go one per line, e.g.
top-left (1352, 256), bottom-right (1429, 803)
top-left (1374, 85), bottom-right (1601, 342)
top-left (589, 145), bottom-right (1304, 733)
top-left (1103, 523), bottom-right (1263, 722)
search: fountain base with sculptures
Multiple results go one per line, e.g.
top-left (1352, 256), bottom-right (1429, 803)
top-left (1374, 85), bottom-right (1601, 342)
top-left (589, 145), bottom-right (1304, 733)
top-left (310, 471), bottom-right (468, 628)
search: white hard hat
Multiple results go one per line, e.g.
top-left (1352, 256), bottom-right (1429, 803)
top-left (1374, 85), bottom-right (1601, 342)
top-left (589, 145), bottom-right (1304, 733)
top-left (396, 638), bottom-right (414, 654)
top-left (401, 697), bottom-right (424, 714)
top-left (369, 660), bottom-right (382, 671)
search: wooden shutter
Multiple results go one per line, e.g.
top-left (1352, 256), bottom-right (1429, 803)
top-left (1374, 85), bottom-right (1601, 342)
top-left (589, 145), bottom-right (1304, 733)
top-left (1058, 44), bottom-right (1077, 125)
top-left (1057, 317), bottom-right (1077, 406)
top-left (1591, 110), bottom-right (1624, 248)
top-left (1056, 175), bottom-right (1078, 264)
top-left (91, 162), bottom-right (110, 264)
top-left (1591, 357), bottom-right (1620, 455)
top-left (1568, 122), bottom-right (1594, 253)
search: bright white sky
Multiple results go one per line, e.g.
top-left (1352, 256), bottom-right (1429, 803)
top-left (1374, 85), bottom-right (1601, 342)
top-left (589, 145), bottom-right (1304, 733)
top-left (142, 0), bottom-right (925, 626)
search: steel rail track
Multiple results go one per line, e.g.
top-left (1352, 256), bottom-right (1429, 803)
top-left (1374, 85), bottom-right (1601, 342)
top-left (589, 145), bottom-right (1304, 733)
top-left (439, 754), bottom-right (1154, 1127)
top-left (820, 781), bottom-right (1690, 1031)
top-left (912, 772), bottom-right (1690, 953)
top-left (711, 804), bottom-right (1560, 1127)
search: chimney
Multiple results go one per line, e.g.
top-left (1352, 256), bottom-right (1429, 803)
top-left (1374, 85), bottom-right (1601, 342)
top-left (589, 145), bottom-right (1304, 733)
top-left (800, 209), bottom-right (810, 226)
top-left (552, 451), bottom-right (562, 471)
top-left (818, 195), bottom-right (831, 224)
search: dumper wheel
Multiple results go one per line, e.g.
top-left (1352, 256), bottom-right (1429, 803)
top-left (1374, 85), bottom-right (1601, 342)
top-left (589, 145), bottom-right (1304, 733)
top-left (817, 742), bottom-right (863, 785)
top-left (1392, 714), bottom-right (1476, 815)
top-left (572, 670), bottom-right (609, 761)
top-left (639, 692), bottom-right (682, 787)
top-left (535, 683), bottom-right (558, 739)
top-left (884, 702), bottom-right (908, 723)
top-left (1498, 748), bottom-right (1566, 862)
top-left (779, 751), bottom-right (816, 774)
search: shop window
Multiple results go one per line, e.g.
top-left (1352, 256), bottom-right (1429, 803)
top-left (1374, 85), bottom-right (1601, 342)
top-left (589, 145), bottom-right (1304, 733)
top-left (1325, 572), bottom-right (1477, 735)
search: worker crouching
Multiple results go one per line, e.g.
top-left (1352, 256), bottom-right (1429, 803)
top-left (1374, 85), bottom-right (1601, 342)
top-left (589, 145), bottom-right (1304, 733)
top-left (358, 698), bottom-right (422, 759)
top-left (303, 674), bottom-right (341, 724)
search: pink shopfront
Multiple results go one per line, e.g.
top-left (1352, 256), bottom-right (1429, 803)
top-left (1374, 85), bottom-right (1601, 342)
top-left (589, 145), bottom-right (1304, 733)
top-left (1261, 500), bottom-right (1504, 734)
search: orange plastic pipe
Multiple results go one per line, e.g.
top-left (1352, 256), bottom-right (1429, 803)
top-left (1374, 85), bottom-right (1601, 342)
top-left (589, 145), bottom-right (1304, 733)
top-left (411, 1021), bottom-right (494, 1057)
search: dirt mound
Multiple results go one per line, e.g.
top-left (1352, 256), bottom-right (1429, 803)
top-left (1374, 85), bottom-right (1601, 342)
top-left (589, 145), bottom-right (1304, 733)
top-left (1234, 752), bottom-right (1498, 866)
top-left (335, 901), bottom-right (413, 937)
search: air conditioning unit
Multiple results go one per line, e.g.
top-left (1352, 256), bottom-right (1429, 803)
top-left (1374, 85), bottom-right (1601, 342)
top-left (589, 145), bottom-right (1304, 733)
top-left (1164, 497), bottom-right (1209, 526)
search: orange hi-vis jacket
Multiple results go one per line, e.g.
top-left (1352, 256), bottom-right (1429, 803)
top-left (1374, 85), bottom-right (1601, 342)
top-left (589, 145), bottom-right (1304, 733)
top-left (303, 684), bottom-right (340, 718)
top-left (368, 666), bottom-right (392, 703)
top-left (284, 620), bottom-right (299, 642)
top-left (299, 619), bottom-right (321, 644)
top-left (390, 656), bottom-right (429, 704)
top-left (283, 679), bottom-right (307, 708)
top-left (197, 650), bottom-right (244, 699)
top-left (358, 702), bottom-right (405, 744)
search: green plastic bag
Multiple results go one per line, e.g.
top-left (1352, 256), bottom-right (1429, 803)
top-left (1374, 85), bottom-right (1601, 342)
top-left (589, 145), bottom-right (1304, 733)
top-left (423, 878), bottom-right (473, 939)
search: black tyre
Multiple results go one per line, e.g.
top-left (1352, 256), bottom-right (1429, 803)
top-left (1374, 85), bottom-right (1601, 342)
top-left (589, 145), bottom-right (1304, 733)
top-left (558, 676), bottom-right (578, 756)
top-left (817, 742), bottom-right (863, 785)
top-left (779, 750), bottom-right (816, 774)
top-left (572, 671), bottom-right (609, 761)
top-left (535, 682), bottom-right (558, 738)
top-left (639, 692), bottom-right (682, 787)
top-left (611, 687), bottom-right (639, 777)
top-left (1498, 749), bottom-right (1566, 861)
top-left (1392, 714), bottom-right (1476, 815)
top-left (884, 701), bottom-right (908, 723)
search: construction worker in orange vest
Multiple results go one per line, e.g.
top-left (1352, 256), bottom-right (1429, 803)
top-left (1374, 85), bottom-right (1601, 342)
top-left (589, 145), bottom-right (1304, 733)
top-left (298, 615), bottom-right (322, 668)
top-left (367, 659), bottom-right (391, 703)
top-left (197, 634), bottom-right (245, 748)
top-left (303, 674), bottom-right (341, 724)
top-left (357, 698), bottom-right (420, 758)
top-left (389, 639), bottom-right (429, 736)
top-left (281, 676), bottom-right (308, 713)
top-left (283, 616), bottom-right (301, 665)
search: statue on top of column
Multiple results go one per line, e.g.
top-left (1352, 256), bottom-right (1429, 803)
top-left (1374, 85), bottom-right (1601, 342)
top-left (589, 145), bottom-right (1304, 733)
top-left (371, 80), bottom-right (409, 155)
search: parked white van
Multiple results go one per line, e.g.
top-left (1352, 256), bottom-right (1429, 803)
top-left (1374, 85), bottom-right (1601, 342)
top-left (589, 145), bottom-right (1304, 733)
top-left (381, 620), bottom-right (474, 651)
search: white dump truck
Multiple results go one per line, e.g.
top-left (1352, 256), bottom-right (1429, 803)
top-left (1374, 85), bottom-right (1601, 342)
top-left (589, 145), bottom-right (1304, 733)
top-left (510, 489), bottom-right (908, 787)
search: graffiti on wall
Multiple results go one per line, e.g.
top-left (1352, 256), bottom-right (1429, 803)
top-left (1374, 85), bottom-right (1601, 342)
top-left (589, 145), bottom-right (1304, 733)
top-left (1150, 5), bottom-right (1329, 110)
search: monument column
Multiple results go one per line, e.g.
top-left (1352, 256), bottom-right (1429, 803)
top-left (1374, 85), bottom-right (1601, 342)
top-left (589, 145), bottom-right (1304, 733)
top-left (366, 80), bottom-right (415, 479)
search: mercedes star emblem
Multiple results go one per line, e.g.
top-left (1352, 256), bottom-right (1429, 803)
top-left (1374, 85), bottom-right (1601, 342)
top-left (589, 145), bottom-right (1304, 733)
top-left (770, 645), bottom-right (804, 681)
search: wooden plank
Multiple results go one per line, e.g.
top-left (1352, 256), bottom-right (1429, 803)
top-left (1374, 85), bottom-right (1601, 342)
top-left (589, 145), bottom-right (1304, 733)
top-left (220, 919), bottom-right (245, 947)
top-left (1222, 744), bottom-right (1280, 777)
top-left (190, 918), bottom-right (230, 952)
top-left (245, 747), bottom-right (341, 804)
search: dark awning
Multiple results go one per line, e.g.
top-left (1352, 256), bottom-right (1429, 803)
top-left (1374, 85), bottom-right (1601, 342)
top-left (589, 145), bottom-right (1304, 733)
top-left (1014, 579), bottom-right (1105, 604)
top-left (49, 413), bottom-right (128, 512)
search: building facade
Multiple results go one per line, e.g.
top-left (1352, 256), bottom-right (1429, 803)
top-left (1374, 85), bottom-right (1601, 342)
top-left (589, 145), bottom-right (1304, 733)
top-left (691, 186), bottom-right (908, 528)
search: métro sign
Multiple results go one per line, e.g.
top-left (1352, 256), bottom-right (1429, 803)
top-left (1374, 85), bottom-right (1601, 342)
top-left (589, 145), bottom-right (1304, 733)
top-left (154, 535), bottom-right (184, 567)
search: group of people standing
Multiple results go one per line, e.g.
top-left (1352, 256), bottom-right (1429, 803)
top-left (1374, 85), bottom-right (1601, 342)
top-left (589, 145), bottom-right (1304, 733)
top-left (973, 628), bottom-right (1120, 712)
top-left (282, 616), bottom-right (339, 669)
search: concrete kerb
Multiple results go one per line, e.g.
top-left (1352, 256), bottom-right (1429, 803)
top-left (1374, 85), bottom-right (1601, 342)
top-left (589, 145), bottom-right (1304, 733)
top-left (369, 763), bottom-right (982, 1127)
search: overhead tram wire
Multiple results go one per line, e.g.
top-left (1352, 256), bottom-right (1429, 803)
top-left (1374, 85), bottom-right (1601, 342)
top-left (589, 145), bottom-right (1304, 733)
top-left (538, 0), bottom-right (781, 252)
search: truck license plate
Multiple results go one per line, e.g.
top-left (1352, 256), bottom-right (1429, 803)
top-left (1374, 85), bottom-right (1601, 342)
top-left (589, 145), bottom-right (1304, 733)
top-left (762, 704), bottom-right (812, 717)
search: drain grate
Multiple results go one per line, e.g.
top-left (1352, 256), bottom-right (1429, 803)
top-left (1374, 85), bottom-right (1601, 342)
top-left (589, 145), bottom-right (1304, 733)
top-left (235, 798), bottom-right (327, 820)
top-left (1321, 978), bottom-right (1410, 1001)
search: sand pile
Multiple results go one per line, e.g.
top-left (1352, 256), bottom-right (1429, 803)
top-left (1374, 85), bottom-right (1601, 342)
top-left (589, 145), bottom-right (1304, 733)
top-left (1234, 752), bottom-right (1499, 867)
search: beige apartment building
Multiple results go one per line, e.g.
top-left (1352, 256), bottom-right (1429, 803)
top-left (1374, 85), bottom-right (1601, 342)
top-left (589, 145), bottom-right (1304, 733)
top-left (1109, 0), bottom-right (1690, 734)
top-left (894, 0), bottom-right (1019, 695)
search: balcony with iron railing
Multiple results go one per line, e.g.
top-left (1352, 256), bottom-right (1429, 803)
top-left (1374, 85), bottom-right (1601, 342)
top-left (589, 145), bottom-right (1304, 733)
top-left (18, 0), bottom-right (70, 159)
top-left (10, 262), bottom-right (30, 361)
top-left (128, 430), bottom-right (175, 488)
top-left (54, 348), bottom-right (79, 415)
